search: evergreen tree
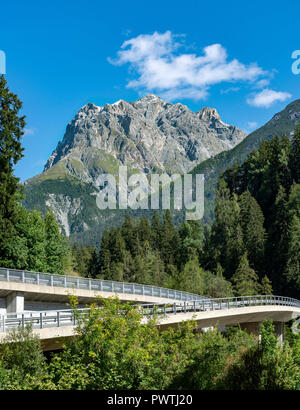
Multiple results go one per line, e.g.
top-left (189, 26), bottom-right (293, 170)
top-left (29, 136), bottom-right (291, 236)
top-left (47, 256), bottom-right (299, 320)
top-left (151, 211), bottom-right (162, 248)
top-left (108, 262), bottom-right (124, 281)
top-left (44, 211), bottom-right (69, 274)
top-left (178, 257), bottom-right (205, 295)
top-left (211, 180), bottom-right (244, 278)
top-left (0, 75), bottom-right (26, 267)
top-left (178, 220), bottom-right (204, 267)
top-left (98, 229), bottom-right (113, 277)
top-left (87, 246), bottom-right (99, 278)
top-left (159, 210), bottom-right (179, 267)
top-left (133, 242), bottom-right (167, 286)
top-left (24, 210), bottom-right (47, 272)
top-left (284, 215), bottom-right (300, 297)
top-left (238, 190), bottom-right (266, 275)
top-left (137, 216), bottom-right (152, 243)
top-left (231, 253), bottom-right (261, 296)
top-left (267, 185), bottom-right (290, 290)
top-left (260, 275), bottom-right (273, 295)
top-left (290, 126), bottom-right (300, 183)
top-left (121, 214), bottom-right (137, 256)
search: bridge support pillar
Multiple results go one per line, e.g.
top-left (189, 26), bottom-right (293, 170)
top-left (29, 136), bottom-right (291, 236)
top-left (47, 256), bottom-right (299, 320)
top-left (240, 322), bottom-right (260, 337)
top-left (6, 291), bottom-right (24, 313)
top-left (274, 321), bottom-right (284, 345)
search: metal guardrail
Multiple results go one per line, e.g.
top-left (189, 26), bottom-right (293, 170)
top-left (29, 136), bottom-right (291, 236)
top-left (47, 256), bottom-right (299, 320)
top-left (1, 295), bottom-right (299, 334)
top-left (0, 267), bottom-right (206, 302)
top-left (0, 308), bottom-right (89, 333)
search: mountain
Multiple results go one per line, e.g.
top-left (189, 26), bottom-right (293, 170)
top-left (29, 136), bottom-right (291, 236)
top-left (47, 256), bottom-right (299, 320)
top-left (191, 99), bottom-right (300, 222)
top-left (43, 94), bottom-right (245, 176)
top-left (23, 94), bottom-right (246, 239)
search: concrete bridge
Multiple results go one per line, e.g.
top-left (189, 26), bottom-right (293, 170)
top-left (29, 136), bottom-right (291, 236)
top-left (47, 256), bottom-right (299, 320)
top-left (0, 267), bottom-right (206, 315)
top-left (0, 267), bottom-right (299, 350)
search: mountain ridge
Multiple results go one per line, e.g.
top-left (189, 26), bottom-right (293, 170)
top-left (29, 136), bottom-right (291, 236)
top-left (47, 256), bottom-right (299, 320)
top-left (41, 94), bottom-right (246, 180)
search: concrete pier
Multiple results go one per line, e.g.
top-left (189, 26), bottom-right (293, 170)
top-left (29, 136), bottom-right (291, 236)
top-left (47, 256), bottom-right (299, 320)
top-left (6, 291), bottom-right (24, 313)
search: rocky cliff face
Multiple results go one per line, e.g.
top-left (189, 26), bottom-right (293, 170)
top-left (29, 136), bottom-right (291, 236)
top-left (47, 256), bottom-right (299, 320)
top-left (44, 94), bottom-right (246, 179)
top-left (23, 94), bottom-right (247, 238)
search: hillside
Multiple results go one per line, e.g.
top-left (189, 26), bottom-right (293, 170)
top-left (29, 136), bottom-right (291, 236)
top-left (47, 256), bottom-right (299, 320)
top-left (191, 99), bottom-right (300, 222)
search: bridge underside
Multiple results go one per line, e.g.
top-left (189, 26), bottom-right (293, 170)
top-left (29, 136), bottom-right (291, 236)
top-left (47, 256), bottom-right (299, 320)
top-left (155, 306), bottom-right (299, 330)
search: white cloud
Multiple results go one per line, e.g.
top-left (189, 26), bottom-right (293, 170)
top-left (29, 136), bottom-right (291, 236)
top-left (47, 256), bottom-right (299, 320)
top-left (247, 89), bottom-right (292, 108)
top-left (220, 86), bottom-right (240, 94)
top-left (247, 121), bottom-right (258, 129)
top-left (109, 31), bottom-right (268, 101)
top-left (254, 79), bottom-right (270, 89)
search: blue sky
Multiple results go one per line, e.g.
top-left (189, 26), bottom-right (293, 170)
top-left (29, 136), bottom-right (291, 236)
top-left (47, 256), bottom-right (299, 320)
top-left (1, 0), bottom-right (300, 181)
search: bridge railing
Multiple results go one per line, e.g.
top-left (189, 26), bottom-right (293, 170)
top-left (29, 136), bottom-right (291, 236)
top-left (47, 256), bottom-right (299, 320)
top-left (0, 267), bottom-right (206, 302)
top-left (1, 295), bottom-right (299, 334)
top-left (0, 308), bottom-right (90, 333)
top-left (138, 294), bottom-right (300, 315)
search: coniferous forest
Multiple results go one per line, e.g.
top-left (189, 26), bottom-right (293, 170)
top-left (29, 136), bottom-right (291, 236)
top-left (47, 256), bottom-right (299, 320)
top-left (0, 74), bottom-right (300, 390)
top-left (73, 128), bottom-right (300, 300)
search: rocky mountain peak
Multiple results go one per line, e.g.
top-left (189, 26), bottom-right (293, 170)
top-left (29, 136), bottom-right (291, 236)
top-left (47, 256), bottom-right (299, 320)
top-left (43, 94), bottom-right (247, 175)
top-left (136, 94), bottom-right (164, 103)
top-left (197, 107), bottom-right (221, 122)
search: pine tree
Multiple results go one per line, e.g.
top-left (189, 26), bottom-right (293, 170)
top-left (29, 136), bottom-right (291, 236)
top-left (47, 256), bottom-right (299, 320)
top-left (267, 185), bottom-right (290, 290)
top-left (137, 216), bottom-right (152, 243)
top-left (87, 246), bottom-right (99, 278)
top-left (203, 270), bottom-right (234, 298)
top-left (0, 75), bottom-right (26, 267)
top-left (151, 211), bottom-right (162, 248)
top-left (290, 126), bottom-right (300, 183)
top-left (121, 214), bottom-right (137, 256)
top-left (44, 211), bottom-right (69, 274)
top-left (178, 257), bottom-right (205, 295)
top-left (178, 220), bottom-right (204, 267)
top-left (133, 242), bottom-right (167, 286)
top-left (238, 190), bottom-right (266, 275)
top-left (284, 215), bottom-right (300, 297)
top-left (159, 210), bottom-right (178, 267)
top-left (24, 210), bottom-right (47, 272)
top-left (231, 253), bottom-right (261, 296)
top-left (260, 275), bottom-right (273, 295)
top-left (211, 180), bottom-right (244, 278)
top-left (98, 229), bottom-right (113, 277)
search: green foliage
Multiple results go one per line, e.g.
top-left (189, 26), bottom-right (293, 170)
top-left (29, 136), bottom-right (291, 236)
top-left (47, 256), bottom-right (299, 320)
top-left (231, 253), bottom-right (261, 296)
top-left (218, 320), bottom-right (300, 390)
top-left (177, 258), bottom-right (205, 295)
top-left (92, 210), bottom-right (233, 298)
top-left (260, 275), bottom-right (273, 295)
top-left (0, 325), bottom-right (52, 389)
top-left (0, 75), bottom-right (26, 267)
top-left (0, 303), bottom-right (299, 391)
top-left (202, 270), bottom-right (234, 298)
top-left (48, 297), bottom-right (198, 390)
